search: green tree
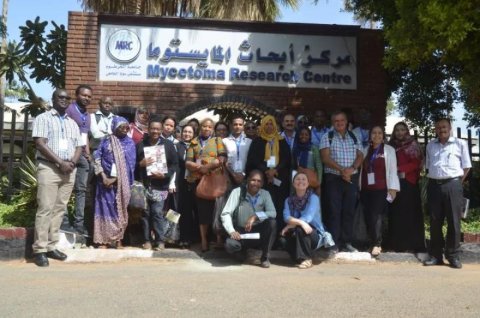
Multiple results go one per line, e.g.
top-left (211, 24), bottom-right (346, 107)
top-left (344, 0), bottom-right (480, 127)
top-left (80, 0), bottom-right (299, 21)
top-left (0, 17), bottom-right (67, 116)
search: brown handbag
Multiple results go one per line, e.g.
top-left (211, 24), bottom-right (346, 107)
top-left (297, 167), bottom-right (320, 188)
top-left (196, 167), bottom-right (228, 200)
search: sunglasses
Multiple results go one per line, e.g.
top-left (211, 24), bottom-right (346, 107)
top-left (245, 126), bottom-right (256, 130)
top-left (57, 95), bottom-right (71, 100)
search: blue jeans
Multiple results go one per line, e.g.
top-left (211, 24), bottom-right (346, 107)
top-left (142, 199), bottom-right (166, 244)
top-left (62, 155), bottom-right (90, 230)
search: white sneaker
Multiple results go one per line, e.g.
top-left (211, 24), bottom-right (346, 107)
top-left (371, 246), bottom-right (382, 257)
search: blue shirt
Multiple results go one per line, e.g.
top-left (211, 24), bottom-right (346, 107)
top-left (283, 194), bottom-right (325, 233)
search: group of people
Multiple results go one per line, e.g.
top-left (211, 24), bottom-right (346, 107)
top-left (31, 85), bottom-right (471, 270)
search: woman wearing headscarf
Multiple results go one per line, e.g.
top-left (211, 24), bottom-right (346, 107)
top-left (246, 115), bottom-right (291, 231)
top-left (281, 172), bottom-right (334, 269)
top-left (292, 127), bottom-right (323, 196)
top-left (93, 116), bottom-right (136, 248)
top-left (128, 107), bottom-right (150, 144)
top-left (186, 118), bottom-right (227, 252)
top-left (388, 122), bottom-right (426, 253)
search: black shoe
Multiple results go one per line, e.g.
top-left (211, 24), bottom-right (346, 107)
top-left (342, 243), bottom-right (358, 253)
top-left (448, 258), bottom-right (462, 269)
top-left (423, 256), bottom-right (445, 266)
top-left (34, 253), bottom-right (49, 267)
top-left (46, 249), bottom-right (67, 261)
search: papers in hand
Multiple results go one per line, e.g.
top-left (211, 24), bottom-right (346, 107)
top-left (144, 145), bottom-right (168, 176)
top-left (462, 197), bottom-right (470, 219)
top-left (240, 233), bottom-right (260, 239)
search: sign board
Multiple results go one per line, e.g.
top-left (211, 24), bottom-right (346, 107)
top-left (99, 24), bottom-right (357, 89)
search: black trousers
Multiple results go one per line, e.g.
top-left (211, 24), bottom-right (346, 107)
top-left (225, 218), bottom-right (277, 260)
top-left (285, 226), bottom-right (320, 262)
top-left (323, 173), bottom-right (359, 247)
top-left (427, 178), bottom-right (463, 260)
top-left (361, 189), bottom-right (387, 247)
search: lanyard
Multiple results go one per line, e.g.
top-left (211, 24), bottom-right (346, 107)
top-left (248, 193), bottom-right (260, 210)
top-left (369, 145), bottom-right (382, 172)
top-left (199, 136), bottom-right (211, 156)
top-left (284, 133), bottom-right (293, 148)
top-left (234, 135), bottom-right (243, 161)
top-left (75, 104), bottom-right (88, 128)
top-left (57, 114), bottom-right (66, 138)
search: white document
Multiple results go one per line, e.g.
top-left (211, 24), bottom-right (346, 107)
top-left (367, 172), bottom-right (375, 185)
top-left (144, 145), bottom-right (168, 176)
top-left (110, 163), bottom-right (117, 177)
top-left (240, 233), bottom-right (260, 239)
top-left (267, 156), bottom-right (276, 168)
top-left (462, 197), bottom-right (470, 219)
top-left (273, 177), bottom-right (282, 187)
top-left (386, 193), bottom-right (394, 203)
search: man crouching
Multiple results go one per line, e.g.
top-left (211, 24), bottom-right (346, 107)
top-left (221, 170), bottom-right (276, 268)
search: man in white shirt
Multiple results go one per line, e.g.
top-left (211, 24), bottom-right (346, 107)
top-left (280, 113), bottom-right (296, 151)
top-left (424, 118), bottom-right (471, 269)
top-left (89, 97), bottom-right (114, 151)
top-left (223, 114), bottom-right (252, 187)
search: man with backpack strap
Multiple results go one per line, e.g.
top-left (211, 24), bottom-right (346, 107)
top-left (320, 110), bottom-right (364, 254)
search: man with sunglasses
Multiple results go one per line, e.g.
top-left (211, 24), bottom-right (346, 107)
top-left (31, 89), bottom-right (84, 267)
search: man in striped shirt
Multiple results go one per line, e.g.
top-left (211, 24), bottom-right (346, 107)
top-left (31, 89), bottom-right (84, 267)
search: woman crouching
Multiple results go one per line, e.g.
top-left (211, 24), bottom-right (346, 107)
top-left (281, 172), bottom-right (334, 269)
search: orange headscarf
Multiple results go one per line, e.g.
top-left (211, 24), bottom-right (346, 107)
top-left (259, 115), bottom-right (284, 166)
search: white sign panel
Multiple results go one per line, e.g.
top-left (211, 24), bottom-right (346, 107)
top-left (99, 24), bottom-right (357, 89)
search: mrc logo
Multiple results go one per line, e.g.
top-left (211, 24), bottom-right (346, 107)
top-left (107, 29), bottom-right (141, 63)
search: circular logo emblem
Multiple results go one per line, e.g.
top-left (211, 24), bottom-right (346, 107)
top-left (107, 29), bottom-right (141, 63)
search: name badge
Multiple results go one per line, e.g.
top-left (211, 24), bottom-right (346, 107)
top-left (81, 133), bottom-right (88, 146)
top-left (398, 172), bottom-right (406, 179)
top-left (233, 159), bottom-right (243, 172)
top-left (267, 156), bottom-right (276, 168)
top-left (59, 138), bottom-right (68, 151)
top-left (367, 172), bottom-right (375, 185)
top-left (110, 163), bottom-right (117, 177)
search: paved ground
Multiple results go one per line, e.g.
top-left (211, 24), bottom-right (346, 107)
top-left (1, 254), bottom-right (479, 318)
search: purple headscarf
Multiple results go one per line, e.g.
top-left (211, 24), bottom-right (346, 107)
top-left (111, 116), bottom-right (129, 135)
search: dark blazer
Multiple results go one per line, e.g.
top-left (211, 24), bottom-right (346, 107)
top-left (136, 136), bottom-right (179, 191)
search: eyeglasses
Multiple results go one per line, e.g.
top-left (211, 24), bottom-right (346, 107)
top-left (57, 95), bottom-right (71, 100)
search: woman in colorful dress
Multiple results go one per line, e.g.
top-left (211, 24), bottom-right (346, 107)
top-left (186, 118), bottom-right (227, 252)
top-left (93, 116), bottom-right (136, 248)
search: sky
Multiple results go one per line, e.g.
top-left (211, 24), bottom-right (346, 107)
top-left (4, 0), bottom-right (470, 131)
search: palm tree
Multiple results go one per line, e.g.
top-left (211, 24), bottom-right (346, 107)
top-left (79, 0), bottom-right (299, 21)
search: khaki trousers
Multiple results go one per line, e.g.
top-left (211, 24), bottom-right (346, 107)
top-left (32, 162), bottom-right (76, 254)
